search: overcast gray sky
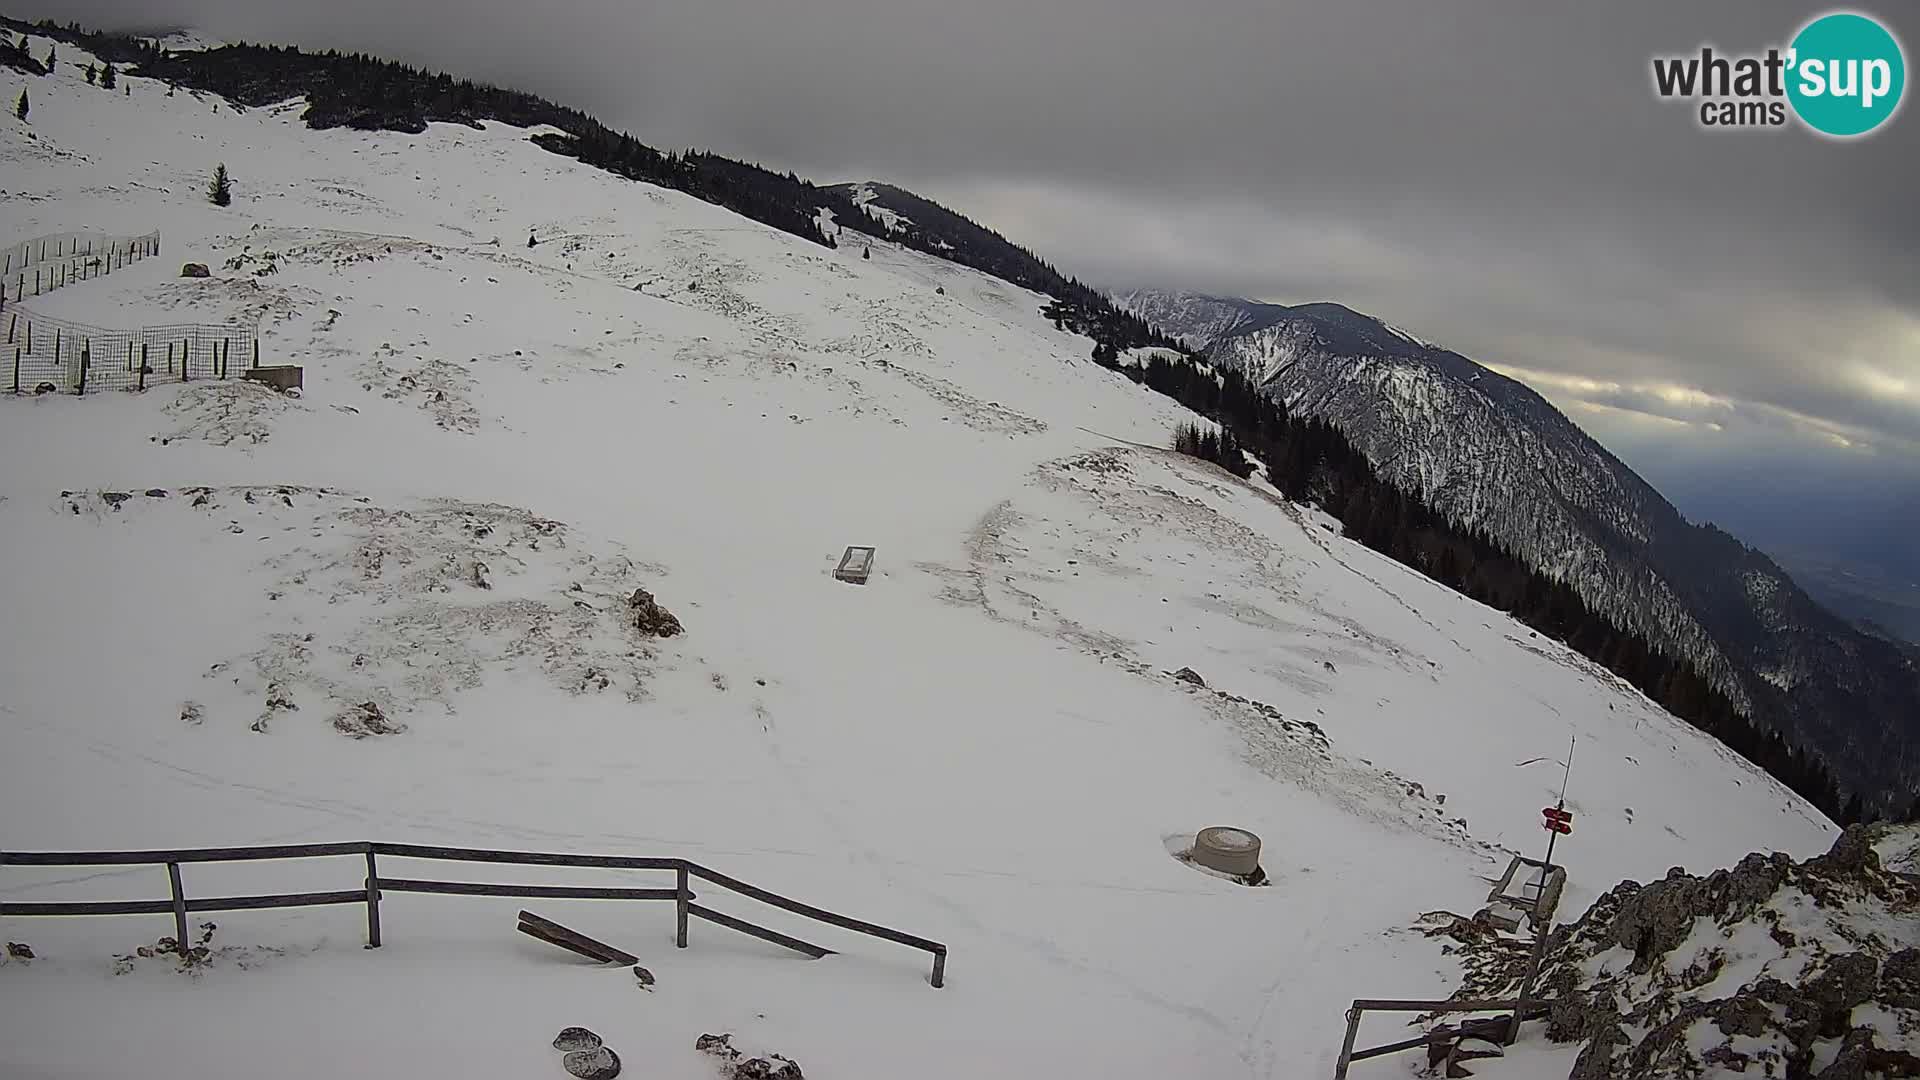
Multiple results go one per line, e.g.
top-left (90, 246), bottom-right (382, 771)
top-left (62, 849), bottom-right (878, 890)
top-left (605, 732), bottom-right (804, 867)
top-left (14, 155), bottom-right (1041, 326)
top-left (27, 0), bottom-right (1920, 572)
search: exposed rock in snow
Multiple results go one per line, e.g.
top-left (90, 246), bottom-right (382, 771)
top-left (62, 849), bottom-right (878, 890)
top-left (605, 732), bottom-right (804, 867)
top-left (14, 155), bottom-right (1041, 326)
top-left (552, 1028), bottom-right (603, 1053)
top-left (332, 699), bottom-right (402, 739)
top-left (627, 587), bottom-right (683, 638)
top-left (696, 1034), bottom-right (803, 1080)
top-left (1449, 824), bottom-right (1920, 1078)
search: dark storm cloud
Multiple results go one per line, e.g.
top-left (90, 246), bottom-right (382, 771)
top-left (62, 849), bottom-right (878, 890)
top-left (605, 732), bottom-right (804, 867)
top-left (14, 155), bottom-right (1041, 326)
top-left (25, 0), bottom-right (1920, 465)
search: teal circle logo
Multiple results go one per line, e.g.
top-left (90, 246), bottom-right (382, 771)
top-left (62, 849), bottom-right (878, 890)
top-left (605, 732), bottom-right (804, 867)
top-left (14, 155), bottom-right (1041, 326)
top-left (1787, 12), bottom-right (1906, 137)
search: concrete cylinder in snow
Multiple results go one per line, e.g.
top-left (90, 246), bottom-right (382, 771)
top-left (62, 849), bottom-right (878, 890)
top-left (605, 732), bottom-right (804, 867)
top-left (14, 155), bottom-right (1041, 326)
top-left (1193, 826), bottom-right (1262, 876)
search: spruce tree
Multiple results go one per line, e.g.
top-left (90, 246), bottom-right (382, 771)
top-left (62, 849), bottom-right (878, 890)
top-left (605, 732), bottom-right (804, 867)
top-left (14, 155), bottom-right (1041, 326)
top-left (45, 45), bottom-right (54, 73)
top-left (14, 87), bottom-right (26, 122)
top-left (101, 62), bottom-right (116, 90)
top-left (85, 63), bottom-right (96, 85)
top-left (208, 162), bottom-right (232, 206)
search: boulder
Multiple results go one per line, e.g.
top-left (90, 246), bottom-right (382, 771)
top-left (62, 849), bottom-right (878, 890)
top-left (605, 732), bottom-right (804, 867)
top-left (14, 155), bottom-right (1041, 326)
top-left (552, 1028), bottom-right (603, 1053)
top-left (180, 263), bottom-right (210, 278)
top-left (627, 588), bottom-right (684, 638)
top-left (1172, 667), bottom-right (1206, 687)
top-left (1800, 953), bottom-right (1879, 1035)
top-left (333, 700), bottom-right (404, 738)
top-left (562, 1047), bottom-right (620, 1080)
top-left (1880, 949), bottom-right (1920, 1009)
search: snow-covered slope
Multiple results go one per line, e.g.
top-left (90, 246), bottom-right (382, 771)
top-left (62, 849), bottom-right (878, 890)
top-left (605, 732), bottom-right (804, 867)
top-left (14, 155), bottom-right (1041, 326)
top-left (1116, 289), bottom-right (1920, 815)
top-left (0, 32), bottom-right (1837, 1080)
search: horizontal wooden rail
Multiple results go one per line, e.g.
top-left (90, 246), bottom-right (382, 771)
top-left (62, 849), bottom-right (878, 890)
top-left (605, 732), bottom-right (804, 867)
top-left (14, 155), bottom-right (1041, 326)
top-left (688, 864), bottom-right (946, 955)
top-left (3, 898), bottom-right (177, 916)
top-left (0, 842), bottom-right (370, 866)
top-left (0, 841), bottom-right (947, 987)
top-left (377, 877), bottom-right (682, 902)
top-left (1345, 1033), bottom-right (1435, 1063)
top-left (191, 890), bottom-right (368, 913)
top-left (1349, 998), bottom-right (1540, 1013)
top-left (1, 890), bottom-right (366, 917)
top-left (371, 843), bottom-right (681, 871)
top-left (687, 902), bottom-right (834, 959)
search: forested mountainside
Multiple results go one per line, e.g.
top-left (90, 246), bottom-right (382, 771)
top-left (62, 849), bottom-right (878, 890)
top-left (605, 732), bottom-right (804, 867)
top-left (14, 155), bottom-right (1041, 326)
top-left (1117, 290), bottom-right (1920, 814)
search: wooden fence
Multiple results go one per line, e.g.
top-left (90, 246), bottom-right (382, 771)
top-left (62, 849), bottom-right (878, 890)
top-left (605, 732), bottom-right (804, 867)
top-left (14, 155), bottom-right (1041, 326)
top-left (5, 307), bottom-right (260, 394)
top-left (1, 230), bottom-right (163, 305)
top-left (0, 841), bottom-right (947, 987)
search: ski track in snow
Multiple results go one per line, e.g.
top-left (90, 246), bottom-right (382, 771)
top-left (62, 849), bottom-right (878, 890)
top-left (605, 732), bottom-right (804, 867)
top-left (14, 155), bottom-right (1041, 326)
top-left (0, 35), bottom-right (1836, 1080)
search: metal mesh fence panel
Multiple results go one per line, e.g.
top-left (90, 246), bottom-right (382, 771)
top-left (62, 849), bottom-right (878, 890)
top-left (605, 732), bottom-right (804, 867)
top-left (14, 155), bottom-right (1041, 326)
top-left (4, 306), bottom-right (256, 395)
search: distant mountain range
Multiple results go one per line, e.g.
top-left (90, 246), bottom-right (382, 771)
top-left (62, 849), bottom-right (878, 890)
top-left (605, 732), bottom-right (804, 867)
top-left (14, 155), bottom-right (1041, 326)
top-left (1113, 289), bottom-right (1920, 812)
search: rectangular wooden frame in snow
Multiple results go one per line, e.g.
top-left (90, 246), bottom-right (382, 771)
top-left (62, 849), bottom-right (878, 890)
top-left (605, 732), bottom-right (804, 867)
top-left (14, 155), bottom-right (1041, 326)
top-left (833, 546), bottom-right (876, 585)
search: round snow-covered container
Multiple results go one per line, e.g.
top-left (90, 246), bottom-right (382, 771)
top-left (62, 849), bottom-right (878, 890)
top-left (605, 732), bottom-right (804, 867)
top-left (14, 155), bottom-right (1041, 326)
top-left (1193, 826), bottom-right (1262, 876)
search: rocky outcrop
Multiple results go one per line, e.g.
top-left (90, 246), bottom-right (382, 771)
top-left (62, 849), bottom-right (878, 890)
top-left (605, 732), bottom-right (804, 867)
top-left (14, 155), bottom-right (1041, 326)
top-left (696, 1033), bottom-right (804, 1079)
top-left (1446, 825), bottom-right (1920, 1078)
top-left (627, 588), bottom-right (683, 638)
top-left (333, 700), bottom-right (404, 738)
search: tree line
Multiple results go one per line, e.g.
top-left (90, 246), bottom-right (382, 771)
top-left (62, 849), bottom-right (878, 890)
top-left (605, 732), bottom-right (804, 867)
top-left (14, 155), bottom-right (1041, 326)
top-left (0, 24), bottom-right (880, 252)
top-left (5, 15), bottom-right (1183, 355)
top-left (1115, 348), bottom-right (1869, 824)
top-left (839, 185), bottom-right (1180, 352)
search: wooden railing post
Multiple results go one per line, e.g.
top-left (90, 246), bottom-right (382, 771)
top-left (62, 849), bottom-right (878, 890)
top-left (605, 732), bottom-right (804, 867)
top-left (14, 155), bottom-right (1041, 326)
top-left (1332, 1004), bottom-right (1362, 1080)
top-left (364, 848), bottom-right (382, 948)
top-left (138, 344), bottom-right (148, 391)
top-left (675, 864), bottom-right (689, 948)
top-left (166, 862), bottom-right (190, 957)
top-left (931, 946), bottom-right (946, 988)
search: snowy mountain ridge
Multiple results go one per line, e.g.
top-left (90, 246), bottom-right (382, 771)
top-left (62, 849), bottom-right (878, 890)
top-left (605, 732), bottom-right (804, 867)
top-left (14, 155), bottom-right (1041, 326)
top-left (0, 26), bottom-right (1853, 1080)
top-left (1113, 288), bottom-right (1920, 815)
